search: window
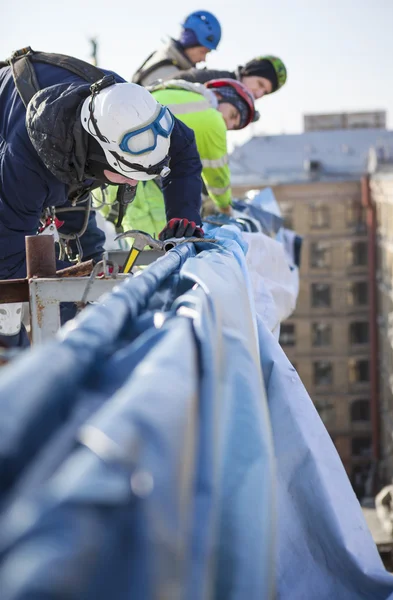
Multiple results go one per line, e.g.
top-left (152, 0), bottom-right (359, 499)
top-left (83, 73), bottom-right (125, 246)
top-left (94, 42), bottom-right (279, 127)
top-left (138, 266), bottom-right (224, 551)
top-left (351, 400), bottom-right (370, 422)
top-left (347, 281), bottom-right (368, 306)
top-left (310, 242), bottom-right (331, 268)
top-left (315, 399), bottom-right (335, 426)
top-left (311, 283), bottom-right (331, 308)
top-left (349, 322), bottom-right (369, 345)
top-left (349, 359), bottom-right (370, 383)
top-left (352, 464), bottom-right (372, 499)
top-left (347, 241), bottom-right (368, 267)
top-left (346, 199), bottom-right (367, 232)
top-left (310, 204), bottom-right (330, 229)
top-left (279, 323), bottom-right (296, 346)
top-left (313, 361), bottom-right (333, 386)
top-left (352, 436), bottom-right (372, 457)
top-left (312, 322), bottom-right (332, 346)
top-left (280, 201), bottom-right (293, 230)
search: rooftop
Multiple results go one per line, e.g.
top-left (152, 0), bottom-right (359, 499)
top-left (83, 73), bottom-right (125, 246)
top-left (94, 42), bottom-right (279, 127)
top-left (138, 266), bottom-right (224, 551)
top-left (230, 128), bottom-right (393, 187)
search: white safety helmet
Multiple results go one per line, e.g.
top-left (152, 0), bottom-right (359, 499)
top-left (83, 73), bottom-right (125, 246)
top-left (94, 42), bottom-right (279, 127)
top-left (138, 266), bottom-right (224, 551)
top-left (81, 76), bottom-right (174, 181)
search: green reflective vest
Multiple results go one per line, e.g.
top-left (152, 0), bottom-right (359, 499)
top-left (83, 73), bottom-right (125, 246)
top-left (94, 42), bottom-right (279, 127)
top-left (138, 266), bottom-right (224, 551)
top-left (153, 87), bottom-right (231, 207)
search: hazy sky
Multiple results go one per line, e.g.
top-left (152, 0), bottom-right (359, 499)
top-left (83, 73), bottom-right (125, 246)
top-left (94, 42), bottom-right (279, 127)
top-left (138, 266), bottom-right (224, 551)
top-left (2, 0), bottom-right (392, 148)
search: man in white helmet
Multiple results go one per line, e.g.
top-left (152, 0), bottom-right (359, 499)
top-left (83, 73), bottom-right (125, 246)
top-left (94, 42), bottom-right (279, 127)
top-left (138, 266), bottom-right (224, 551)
top-left (0, 48), bottom-right (203, 347)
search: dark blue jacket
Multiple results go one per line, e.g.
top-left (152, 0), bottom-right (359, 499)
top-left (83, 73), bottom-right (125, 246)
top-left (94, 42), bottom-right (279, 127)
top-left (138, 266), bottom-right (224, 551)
top-left (0, 60), bottom-right (202, 279)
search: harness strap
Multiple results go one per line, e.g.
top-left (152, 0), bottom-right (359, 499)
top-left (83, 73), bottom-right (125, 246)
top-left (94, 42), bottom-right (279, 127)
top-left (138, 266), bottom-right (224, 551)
top-left (1, 47), bottom-right (135, 231)
top-left (133, 58), bottom-right (177, 85)
top-left (7, 49), bottom-right (41, 107)
top-left (2, 46), bottom-right (105, 107)
top-left (30, 50), bottom-right (105, 83)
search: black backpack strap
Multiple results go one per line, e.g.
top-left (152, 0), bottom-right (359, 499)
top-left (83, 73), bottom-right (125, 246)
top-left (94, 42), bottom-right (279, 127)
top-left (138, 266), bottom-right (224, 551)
top-left (133, 57), bottom-right (177, 85)
top-left (5, 47), bottom-right (41, 107)
top-left (3, 46), bottom-right (105, 107)
top-left (30, 51), bottom-right (105, 83)
top-left (132, 51), bottom-right (156, 84)
top-left (114, 184), bottom-right (137, 229)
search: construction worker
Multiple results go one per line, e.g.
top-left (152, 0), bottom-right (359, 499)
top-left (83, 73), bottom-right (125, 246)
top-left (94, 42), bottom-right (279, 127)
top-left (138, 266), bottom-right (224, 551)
top-left (0, 47), bottom-right (204, 346)
top-left (106, 78), bottom-right (254, 238)
top-left (132, 10), bottom-right (221, 87)
top-left (171, 55), bottom-right (287, 100)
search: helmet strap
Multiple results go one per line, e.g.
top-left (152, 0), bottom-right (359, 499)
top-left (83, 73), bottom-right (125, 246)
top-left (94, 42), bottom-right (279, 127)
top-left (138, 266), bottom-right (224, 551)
top-left (109, 151), bottom-right (171, 177)
top-left (87, 75), bottom-right (117, 143)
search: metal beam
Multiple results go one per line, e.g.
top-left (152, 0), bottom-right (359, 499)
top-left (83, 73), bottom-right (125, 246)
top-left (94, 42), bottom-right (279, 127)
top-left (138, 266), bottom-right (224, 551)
top-left (29, 276), bottom-right (129, 344)
top-left (0, 279), bottom-right (29, 303)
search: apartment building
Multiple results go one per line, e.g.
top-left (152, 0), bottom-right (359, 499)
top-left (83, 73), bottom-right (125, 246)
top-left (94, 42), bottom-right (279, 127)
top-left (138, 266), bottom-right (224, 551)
top-left (230, 125), bottom-right (393, 497)
top-left (304, 111), bottom-right (386, 133)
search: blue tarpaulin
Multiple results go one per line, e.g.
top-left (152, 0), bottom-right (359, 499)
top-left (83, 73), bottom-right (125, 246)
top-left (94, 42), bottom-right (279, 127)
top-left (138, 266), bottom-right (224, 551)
top-left (0, 230), bottom-right (391, 599)
top-left (257, 317), bottom-right (393, 599)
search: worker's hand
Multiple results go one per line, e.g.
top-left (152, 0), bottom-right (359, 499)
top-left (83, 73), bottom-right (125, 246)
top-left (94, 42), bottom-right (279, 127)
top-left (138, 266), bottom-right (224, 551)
top-left (159, 218), bottom-right (204, 241)
top-left (219, 205), bottom-right (233, 216)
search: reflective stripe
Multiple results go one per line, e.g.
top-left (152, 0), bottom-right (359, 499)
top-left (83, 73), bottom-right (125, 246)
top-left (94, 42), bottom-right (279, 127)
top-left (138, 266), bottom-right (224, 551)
top-left (166, 100), bottom-right (211, 115)
top-left (201, 155), bottom-right (228, 169)
top-left (206, 183), bottom-right (231, 195)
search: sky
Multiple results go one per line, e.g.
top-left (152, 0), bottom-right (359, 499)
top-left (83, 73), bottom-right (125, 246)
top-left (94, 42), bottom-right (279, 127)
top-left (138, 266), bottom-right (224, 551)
top-left (2, 0), bottom-right (393, 149)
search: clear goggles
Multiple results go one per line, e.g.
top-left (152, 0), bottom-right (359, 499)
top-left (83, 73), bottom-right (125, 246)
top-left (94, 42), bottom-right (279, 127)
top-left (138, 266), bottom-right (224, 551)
top-left (119, 105), bottom-right (174, 156)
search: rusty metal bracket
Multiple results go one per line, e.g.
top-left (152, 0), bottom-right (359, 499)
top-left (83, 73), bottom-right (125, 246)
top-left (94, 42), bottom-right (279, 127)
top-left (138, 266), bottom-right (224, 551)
top-left (29, 275), bottom-right (129, 344)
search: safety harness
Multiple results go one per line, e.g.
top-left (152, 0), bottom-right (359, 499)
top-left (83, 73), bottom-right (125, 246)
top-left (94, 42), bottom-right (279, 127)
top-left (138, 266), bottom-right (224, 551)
top-left (132, 52), bottom-right (178, 85)
top-left (132, 39), bottom-right (194, 86)
top-left (0, 47), bottom-right (133, 257)
top-left (0, 46), bottom-right (105, 106)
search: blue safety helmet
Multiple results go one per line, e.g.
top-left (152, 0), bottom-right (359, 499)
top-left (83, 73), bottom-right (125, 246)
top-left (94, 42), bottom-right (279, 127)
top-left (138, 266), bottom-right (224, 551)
top-left (182, 11), bottom-right (221, 50)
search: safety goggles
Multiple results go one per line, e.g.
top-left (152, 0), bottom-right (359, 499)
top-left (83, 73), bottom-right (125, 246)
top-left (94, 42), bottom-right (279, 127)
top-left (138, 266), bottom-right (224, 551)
top-left (119, 105), bottom-right (174, 156)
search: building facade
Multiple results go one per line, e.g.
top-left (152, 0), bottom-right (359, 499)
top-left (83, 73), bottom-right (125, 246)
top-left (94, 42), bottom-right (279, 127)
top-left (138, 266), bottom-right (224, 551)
top-left (233, 179), bottom-right (374, 496)
top-left (304, 111), bottom-right (386, 132)
top-left (230, 126), bottom-right (393, 498)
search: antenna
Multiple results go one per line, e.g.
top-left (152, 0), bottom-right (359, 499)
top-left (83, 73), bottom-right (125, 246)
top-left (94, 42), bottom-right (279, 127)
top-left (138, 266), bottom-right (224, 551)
top-left (89, 37), bottom-right (99, 66)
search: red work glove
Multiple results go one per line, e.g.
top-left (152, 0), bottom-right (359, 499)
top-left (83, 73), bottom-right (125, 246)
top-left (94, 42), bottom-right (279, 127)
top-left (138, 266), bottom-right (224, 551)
top-left (159, 218), bottom-right (204, 241)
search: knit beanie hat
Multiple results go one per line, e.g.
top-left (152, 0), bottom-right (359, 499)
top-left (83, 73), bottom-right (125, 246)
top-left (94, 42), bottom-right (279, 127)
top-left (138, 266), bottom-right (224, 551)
top-left (239, 56), bottom-right (287, 92)
top-left (216, 86), bottom-right (249, 129)
top-left (240, 58), bottom-right (278, 91)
